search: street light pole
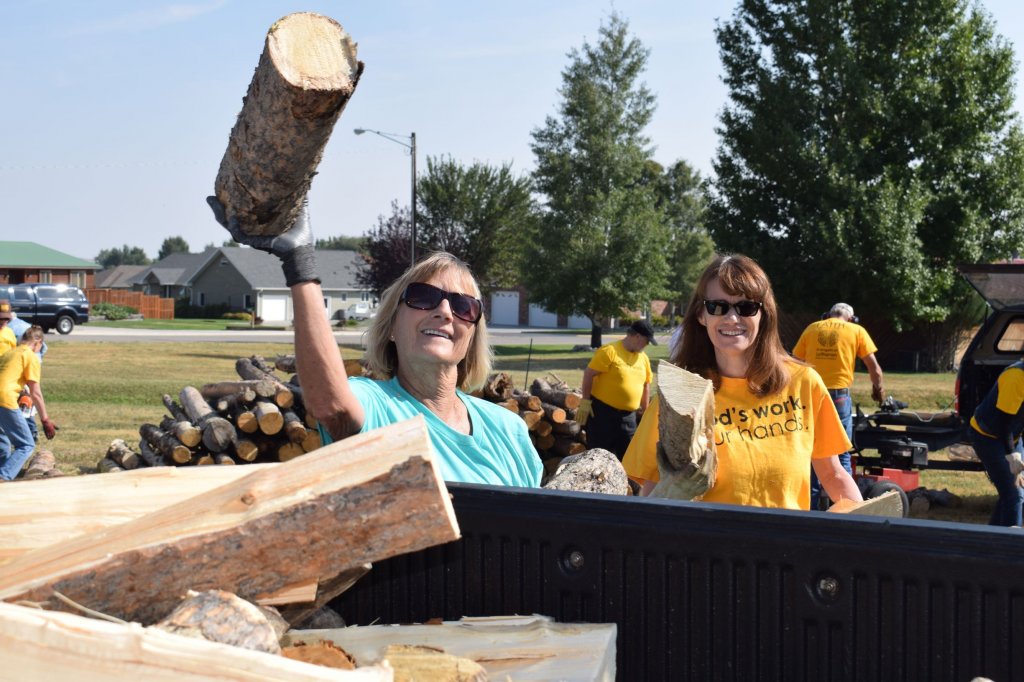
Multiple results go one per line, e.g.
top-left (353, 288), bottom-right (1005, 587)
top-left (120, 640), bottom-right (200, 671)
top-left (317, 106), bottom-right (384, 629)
top-left (353, 128), bottom-right (417, 266)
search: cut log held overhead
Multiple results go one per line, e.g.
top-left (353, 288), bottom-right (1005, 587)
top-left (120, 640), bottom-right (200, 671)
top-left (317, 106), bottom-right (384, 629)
top-left (649, 361), bottom-right (717, 501)
top-left (0, 417), bottom-right (458, 626)
top-left (214, 12), bottom-right (362, 238)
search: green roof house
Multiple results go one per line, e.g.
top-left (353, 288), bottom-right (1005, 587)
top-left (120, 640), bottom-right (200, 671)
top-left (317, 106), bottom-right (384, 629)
top-left (0, 241), bottom-right (101, 289)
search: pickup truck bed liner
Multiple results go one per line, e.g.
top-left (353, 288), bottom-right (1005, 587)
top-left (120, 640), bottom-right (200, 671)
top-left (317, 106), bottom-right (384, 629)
top-left (334, 483), bottom-right (1024, 681)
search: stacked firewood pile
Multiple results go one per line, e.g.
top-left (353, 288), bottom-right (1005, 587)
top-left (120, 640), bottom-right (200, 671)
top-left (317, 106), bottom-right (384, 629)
top-left (475, 372), bottom-right (588, 477)
top-left (97, 354), bottom-right (322, 473)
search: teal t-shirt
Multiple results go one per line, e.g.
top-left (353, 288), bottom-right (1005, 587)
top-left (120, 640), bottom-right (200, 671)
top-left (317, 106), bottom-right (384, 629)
top-left (324, 377), bottom-right (541, 488)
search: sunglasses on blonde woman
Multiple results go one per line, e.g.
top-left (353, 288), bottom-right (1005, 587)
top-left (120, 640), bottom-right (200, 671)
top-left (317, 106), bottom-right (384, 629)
top-left (702, 299), bottom-right (762, 317)
top-left (402, 282), bottom-right (483, 324)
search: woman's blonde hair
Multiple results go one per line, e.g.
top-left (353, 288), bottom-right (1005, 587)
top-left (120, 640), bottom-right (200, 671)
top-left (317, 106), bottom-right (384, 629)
top-left (671, 253), bottom-right (791, 396)
top-left (363, 252), bottom-right (492, 392)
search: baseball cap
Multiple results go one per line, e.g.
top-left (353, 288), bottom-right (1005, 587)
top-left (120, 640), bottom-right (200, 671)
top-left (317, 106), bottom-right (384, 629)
top-left (628, 319), bottom-right (658, 345)
top-left (0, 300), bottom-right (12, 320)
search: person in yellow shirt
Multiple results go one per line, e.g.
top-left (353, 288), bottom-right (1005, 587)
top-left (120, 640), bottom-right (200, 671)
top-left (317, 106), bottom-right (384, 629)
top-left (968, 359), bottom-right (1024, 526)
top-left (0, 300), bottom-right (16, 354)
top-left (0, 326), bottom-right (56, 480)
top-left (792, 302), bottom-right (884, 508)
top-left (576, 320), bottom-right (656, 459)
top-left (623, 254), bottom-right (861, 510)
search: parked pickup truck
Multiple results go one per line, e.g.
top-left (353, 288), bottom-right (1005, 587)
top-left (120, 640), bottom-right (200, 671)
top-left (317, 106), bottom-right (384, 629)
top-left (0, 283), bottom-right (90, 335)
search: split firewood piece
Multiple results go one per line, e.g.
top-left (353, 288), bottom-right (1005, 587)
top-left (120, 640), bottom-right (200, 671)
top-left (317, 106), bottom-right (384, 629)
top-left (161, 395), bottom-right (204, 447)
top-left (158, 415), bottom-right (202, 450)
top-left (543, 448), bottom-right (630, 495)
top-left (541, 403), bottom-right (566, 424)
top-left (512, 390), bottom-right (542, 412)
top-left (180, 386), bottom-right (237, 453)
top-left (277, 563), bottom-right (371, 628)
top-left (140, 423), bottom-right (192, 465)
top-left (282, 641), bottom-right (356, 670)
top-left (154, 589), bottom-right (281, 654)
top-left (380, 645), bottom-right (487, 681)
top-left (105, 439), bottom-right (140, 470)
top-left (214, 12), bottom-right (363, 238)
top-left (200, 380), bottom-right (275, 403)
top-left (0, 601), bottom-right (392, 681)
top-left (283, 409), bottom-right (308, 443)
top-left (650, 361), bottom-right (716, 501)
top-left (236, 358), bottom-right (294, 408)
top-left (0, 417), bottom-right (458, 626)
top-left (255, 399), bottom-right (285, 435)
top-left (482, 372), bottom-right (514, 402)
top-left (137, 438), bottom-right (166, 468)
top-left (95, 457), bottom-right (124, 474)
top-left (521, 409), bottom-right (544, 430)
top-left (21, 450), bottom-right (58, 480)
top-left (828, 490), bottom-right (905, 518)
top-left (530, 377), bottom-right (582, 410)
top-left (551, 420), bottom-right (582, 437)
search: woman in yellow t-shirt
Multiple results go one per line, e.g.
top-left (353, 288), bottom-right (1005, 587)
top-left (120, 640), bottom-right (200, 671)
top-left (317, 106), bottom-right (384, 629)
top-left (622, 254), bottom-right (861, 510)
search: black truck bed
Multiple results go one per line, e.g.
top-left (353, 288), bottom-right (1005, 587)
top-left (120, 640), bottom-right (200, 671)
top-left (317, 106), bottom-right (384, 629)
top-left (334, 483), bottom-right (1024, 681)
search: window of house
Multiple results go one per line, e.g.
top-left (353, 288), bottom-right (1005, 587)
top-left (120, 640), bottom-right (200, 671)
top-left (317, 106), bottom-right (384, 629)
top-left (39, 271), bottom-right (52, 283)
top-left (198, 292), bottom-right (206, 306)
top-left (361, 291), bottom-right (370, 302)
top-left (243, 294), bottom-right (252, 309)
top-left (341, 293), bottom-right (347, 301)
top-left (70, 272), bottom-right (86, 288)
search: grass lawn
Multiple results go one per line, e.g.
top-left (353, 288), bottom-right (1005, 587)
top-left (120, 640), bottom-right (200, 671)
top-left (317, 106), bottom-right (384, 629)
top-left (32, 340), bottom-right (995, 525)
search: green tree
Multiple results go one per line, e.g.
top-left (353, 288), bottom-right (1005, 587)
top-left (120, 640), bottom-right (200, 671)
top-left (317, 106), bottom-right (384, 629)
top-left (356, 202), bottom-right (413, 297)
top-left (417, 156), bottom-right (536, 293)
top-left (95, 245), bottom-right (150, 268)
top-left (317, 235), bottom-right (367, 252)
top-left (526, 12), bottom-right (671, 347)
top-left (157, 236), bottom-right (190, 260)
top-left (650, 159), bottom-right (715, 317)
top-left (709, 0), bottom-right (1024, 339)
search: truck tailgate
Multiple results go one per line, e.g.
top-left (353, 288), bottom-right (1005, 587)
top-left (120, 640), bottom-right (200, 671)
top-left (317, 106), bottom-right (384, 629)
top-left (334, 483), bottom-right (1023, 681)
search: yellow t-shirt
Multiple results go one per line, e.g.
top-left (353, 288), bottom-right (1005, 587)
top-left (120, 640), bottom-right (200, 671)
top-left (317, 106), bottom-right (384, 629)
top-left (792, 319), bottom-right (877, 389)
top-left (0, 346), bottom-right (40, 410)
top-left (0, 327), bottom-right (15, 355)
top-left (622, 362), bottom-right (851, 510)
top-left (970, 364), bottom-right (1024, 437)
top-left (588, 340), bottom-right (653, 411)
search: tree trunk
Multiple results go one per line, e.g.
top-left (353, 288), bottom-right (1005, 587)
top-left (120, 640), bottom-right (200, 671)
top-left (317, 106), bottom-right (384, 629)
top-left (0, 417), bottom-right (458, 625)
top-left (590, 321), bottom-right (602, 349)
top-left (214, 12), bottom-right (363, 237)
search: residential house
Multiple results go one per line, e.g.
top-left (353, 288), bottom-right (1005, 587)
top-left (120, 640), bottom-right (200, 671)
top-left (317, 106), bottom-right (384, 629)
top-left (0, 241), bottom-right (101, 288)
top-left (127, 250), bottom-right (212, 299)
top-left (188, 247), bottom-right (373, 322)
top-left (94, 265), bottom-right (148, 289)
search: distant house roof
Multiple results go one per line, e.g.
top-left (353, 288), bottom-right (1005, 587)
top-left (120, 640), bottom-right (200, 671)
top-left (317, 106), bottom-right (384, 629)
top-left (95, 265), bottom-right (148, 288)
top-left (0, 241), bottom-right (101, 269)
top-left (128, 250), bottom-right (214, 287)
top-left (192, 247), bottom-right (367, 290)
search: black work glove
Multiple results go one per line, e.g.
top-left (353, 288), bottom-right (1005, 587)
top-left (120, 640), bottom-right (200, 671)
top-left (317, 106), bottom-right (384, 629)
top-left (207, 196), bottom-right (320, 287)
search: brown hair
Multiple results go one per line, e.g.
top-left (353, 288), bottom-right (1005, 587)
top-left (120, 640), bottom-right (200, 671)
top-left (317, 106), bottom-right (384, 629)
top-left (18, 325), bottom-right (45, 345)
top-left (670, 254), bottom-right (791, 396)
top-left (363, 252), bottom-right (492, 391)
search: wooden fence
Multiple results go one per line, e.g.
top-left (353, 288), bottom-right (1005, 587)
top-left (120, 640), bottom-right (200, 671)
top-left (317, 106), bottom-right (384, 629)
top-left (84, 289), bottom-right (175, 320)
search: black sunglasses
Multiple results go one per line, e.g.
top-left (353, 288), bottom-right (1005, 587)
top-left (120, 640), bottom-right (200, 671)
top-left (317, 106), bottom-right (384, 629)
top-left (402, 282), bottom-right (483, 324)
top-left (702, 299), bottom-right (762, 317)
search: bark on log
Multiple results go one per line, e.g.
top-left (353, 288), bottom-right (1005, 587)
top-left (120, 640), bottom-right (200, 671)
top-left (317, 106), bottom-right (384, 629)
top-left (214, 12), bottom-right (363, 238)
top-left (158, 416), bottom-right (202, 449)
top-left (283, 409), bottom-right (308, 443)
top-left (551, 420), bottom-right (582, 437)
top-left (140, 423), bottom-right (192, 465)
top-left (236, 359), bottom-right (294, 408)
top-left (274, 354), bottom-right (297, 374)
top-left (215, 453), bottom-right (236, 466)
top-left (0, 601), bottom-right (392, 681)
top-left (512, 390), bottom-right (542, 412)
top-left (96, 457), bottom-right (124, 474)
top-left (154, 589), bottom-right (281, 654)
top-left (497, 398), bottom-right (519, 414)
top-left (521, 409), bottom-right (544, 430)
top-left (535, 433), bottom-right (556, 450)
top-left (551, 436), bottom-right (587, 458)
top-left (200, 380), bottom-right (274, 403)
top-left (541, 403), bottom-right (566, 424)
top-left (105, 439), bottom-right (140, 470)
top-left (180, 386), bottom-right (237, 453)
top-left (483, 372), bottom-right (514, 402)
top-left (530, 378), bottom-right (582, 410)
top-left (22, 450), bottom-right (58, 480)
top-left (543, 448), bottom-right (630, 496)
top-left (161, 395), bottom-right (196, 425)
top-left (533, 420), bottom-right (553, 438)
top-left (0, 417), bottom-right (458, 625)
top-left (650, 361), bottom-right (717, 501)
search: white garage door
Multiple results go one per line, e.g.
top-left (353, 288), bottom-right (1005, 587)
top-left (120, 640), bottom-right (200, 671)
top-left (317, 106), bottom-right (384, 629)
top-left (528, 304), bottom-right (558, 328)
top-left (261, 294), bottom-right (288, 322)
top-left (568, 314), bottom-right (590, 329)
top-left (489, 291), bottom-right (519, 326)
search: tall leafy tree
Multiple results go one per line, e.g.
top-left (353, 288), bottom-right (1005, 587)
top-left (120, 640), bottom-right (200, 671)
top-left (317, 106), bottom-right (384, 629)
top-left (95, 245), bottom-right (150, 268)
top-left (526, 13), bottom-right (670, 347)
top-left (709, 0), bottom-right (1024, 337)
top-left (158, 236), bottom-right (190, 260)
top-left (356, 202), bottom-right (414, 297)
top-left (417, 156), bottom-right (536, 293)
top-left (317, 235), bottom-right (367, 252)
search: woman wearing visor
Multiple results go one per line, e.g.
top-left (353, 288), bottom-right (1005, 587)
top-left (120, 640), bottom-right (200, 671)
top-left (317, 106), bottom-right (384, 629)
top-left (210, 197), bottom-right (540, 488)
top-left (623, 254), bottom-right (861, 510)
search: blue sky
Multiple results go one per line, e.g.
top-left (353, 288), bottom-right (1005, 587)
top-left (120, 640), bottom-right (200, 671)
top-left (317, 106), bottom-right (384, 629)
top-left (2, 1), bottom-right (1023, 262)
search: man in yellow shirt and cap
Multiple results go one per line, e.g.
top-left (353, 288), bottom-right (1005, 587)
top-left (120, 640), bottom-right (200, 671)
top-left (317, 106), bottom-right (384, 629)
top-left (0, 300), bottom-right (16, 354)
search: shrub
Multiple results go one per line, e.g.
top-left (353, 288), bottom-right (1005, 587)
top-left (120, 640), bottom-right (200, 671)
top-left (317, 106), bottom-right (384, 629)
top-left (618, 314), bottom-right (640, 327)
top-left (651, 315), bottom-right (669, 328)
top-left (92, 302), bottom-right (137, 321)
top-left (222, 311), bottom-right (253, 322)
